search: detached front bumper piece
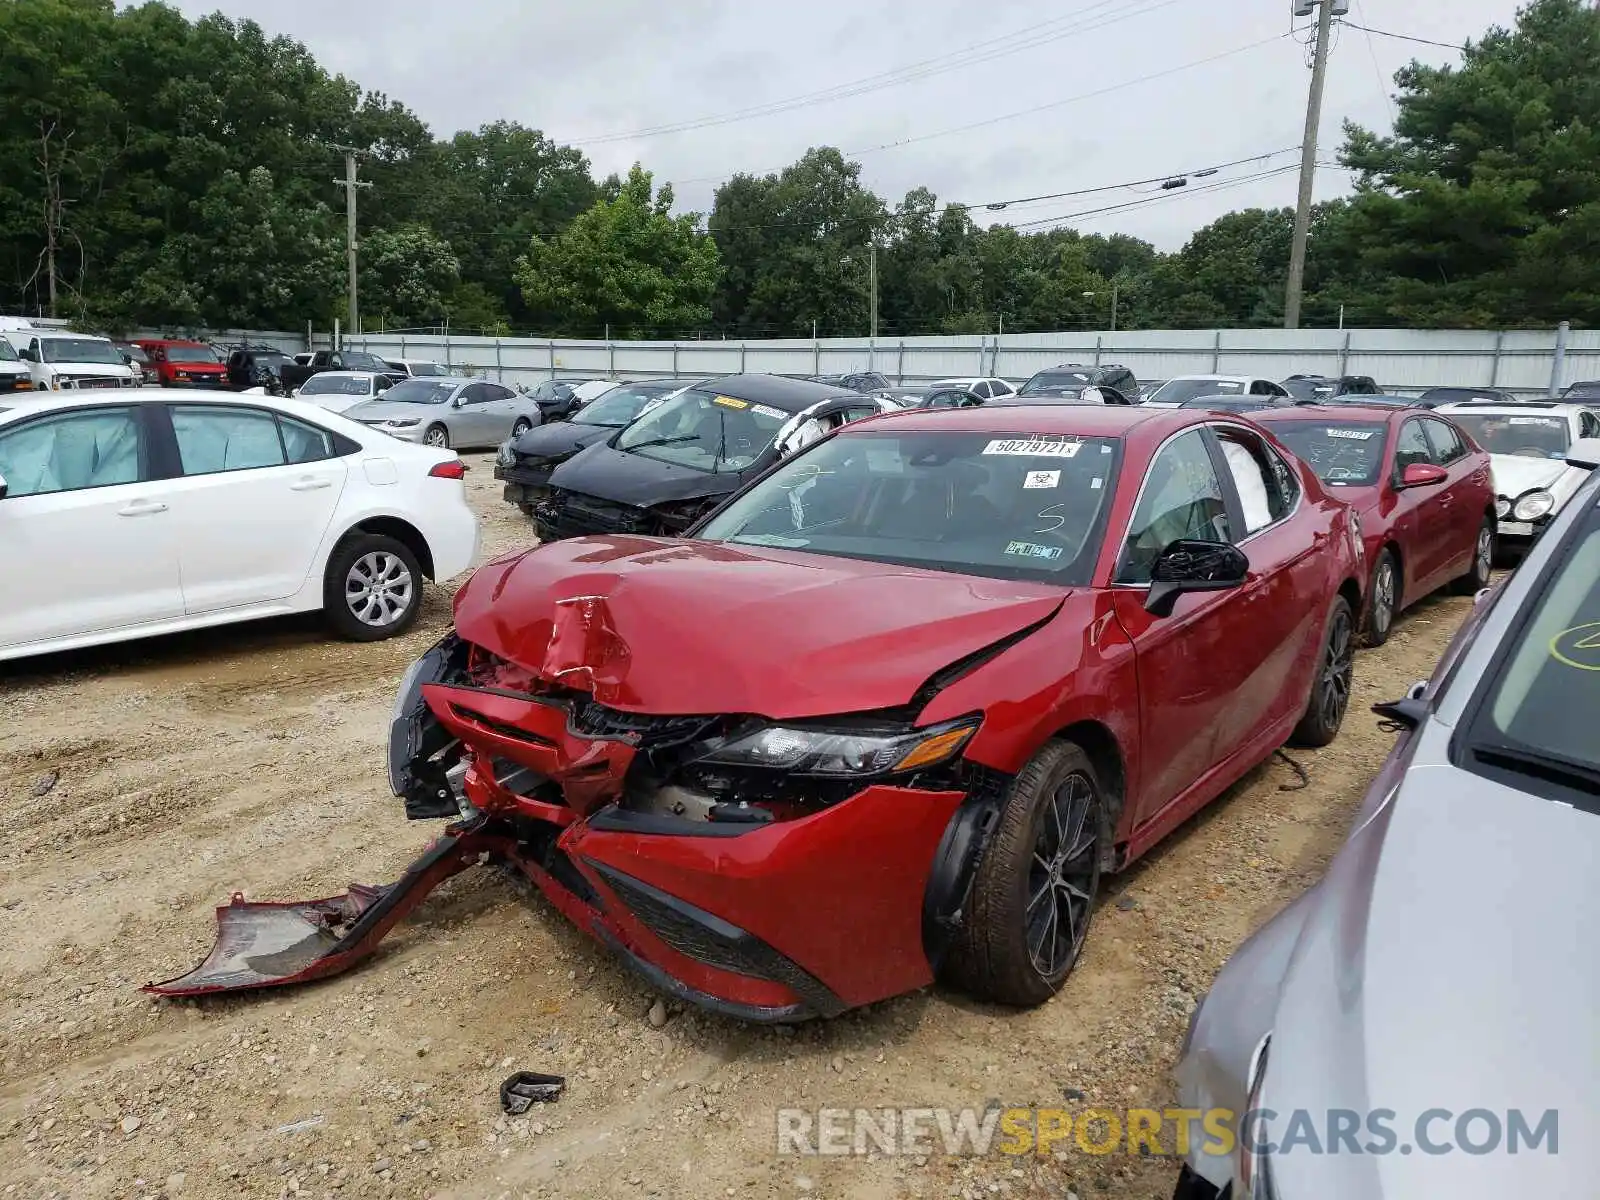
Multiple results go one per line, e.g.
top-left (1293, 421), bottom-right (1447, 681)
top-left (144, 822), bottom-right (507, 997)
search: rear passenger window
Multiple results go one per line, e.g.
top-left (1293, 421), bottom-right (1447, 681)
top-left (279, 415), bottom-right (337, 464)
top-left (1118, 430), bottom-right (1231, 584)
top-left (172, 405), bottom-right (285, 475)
top-left (0, 407), bottom-right (142, 497)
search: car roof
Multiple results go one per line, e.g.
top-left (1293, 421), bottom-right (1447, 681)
top-left (306, 370), bottom-right (388, 380)
top-left (691, 373), bottom-right (857, 411)
top-left (1165, 373), bottom-right (1254, 382)
top-left (1252, 403), bottom-right (1408, 423)
top-left (0, 386), bottom-right (368, 427)
top-left (134, 337), bottom-right (209, 346)
top-left (845, 401), bottom-right (1189, 438)
top-left (1434, 400), bottom-right (1582, 417)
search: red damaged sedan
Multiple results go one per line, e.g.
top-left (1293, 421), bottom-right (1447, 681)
top-left (152, 406), bottom-right (1364, 1020)
top-left (1253, 404), bottom-right (1495, 646)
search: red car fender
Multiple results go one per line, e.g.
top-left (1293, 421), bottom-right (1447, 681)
top-left (917, 591), bottom-right (1142, 836)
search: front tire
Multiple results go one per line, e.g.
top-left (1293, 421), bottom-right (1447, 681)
top-left (423, 424), bottom-right (450, 449)
top-left (1362, 549), bottom-right (1399, 647)
top-left (948, 740), bottom-right (1104, 1007)
top-left (1292, 595), bottom-right (1355, 747)
top-left (323, 534), bottom-right (424, 642)
top-left (1455, 519), bottom-right (1494, 594)
top-left (511, 418), bottom-right (532, 438)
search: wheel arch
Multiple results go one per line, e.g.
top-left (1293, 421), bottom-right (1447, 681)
top-left (334, 516), bottom-right (436, 580)
top-left (1049, 719), bottom-right (1128, 868)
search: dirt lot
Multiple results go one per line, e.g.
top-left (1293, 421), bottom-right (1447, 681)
top-left (0, 452), bottom-right (1473, 1200)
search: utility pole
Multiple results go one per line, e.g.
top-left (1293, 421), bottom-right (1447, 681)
top-left (868, 243), bottom-right (879, 339)
top-left (1110, 283), bottom-right (1120, 333)
top-left (331, 146), bottom-right (372, 337)
top-left (1284, 0), bottom-right (1339, 330)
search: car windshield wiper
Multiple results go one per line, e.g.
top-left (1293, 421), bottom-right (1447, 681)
top-left (625, 434), bottom-right (701, 451)
top-left (1473, 742), bottom-right (1600, 796)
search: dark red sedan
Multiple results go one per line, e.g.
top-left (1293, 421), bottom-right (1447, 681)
top-left (1254, 404), bottom-right (1495, 646)
top-left (370, 406), bottom-right (1366, 1020)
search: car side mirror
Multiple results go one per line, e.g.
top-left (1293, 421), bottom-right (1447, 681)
top-left (18, 348), bottom-right (34, 362)
top-left (1144, 540), bottom-right (1250, 617)
top-left (1400, 463), bottom-right (1448, 488)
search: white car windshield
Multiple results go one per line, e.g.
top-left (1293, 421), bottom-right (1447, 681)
top-left (1449, 413), bottom-right (1571, 459)
top-left (614, 389), bottom-right (789, 472)
top-left (696, 430), bottom-right (1121, 585)
top-left (0, 340), bottom-right (20, 362)
top-left (301, 375), bottom-right (373, 396)
top-left (42, 338), bottom-right (124, 365)
top-left (576, 386), bottom-right (676, 428)
top-left (1149, 379), bottom-right (1244, 404)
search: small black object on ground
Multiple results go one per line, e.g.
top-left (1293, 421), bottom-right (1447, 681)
top-left (500, 1072), bottom-right (566, 1115)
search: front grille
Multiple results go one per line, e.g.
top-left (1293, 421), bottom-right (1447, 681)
top-left (588, 862), bottom-right (845, 1017)
top-left (67, 376), bottom-right (124, 390)
top-left (566, 698), bottom-right (715, 748)
top-left (542, 491), bottom-right (652, 538)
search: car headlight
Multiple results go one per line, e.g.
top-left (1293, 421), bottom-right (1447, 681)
top-left (1495, 497), bottom-right (1511, 518)
top-left (1513, 490), bottom-right (1555, 521)
top-left (697, 717), bottom-right (978, 777)
top-left (384, 418), bottom-right (422, 428)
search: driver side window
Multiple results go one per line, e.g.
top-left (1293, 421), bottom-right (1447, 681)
top-left (1117, 431), bottom-right (1231, 585)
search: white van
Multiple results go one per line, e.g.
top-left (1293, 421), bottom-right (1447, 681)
top-left (2, 328), bottom-right (137, 392)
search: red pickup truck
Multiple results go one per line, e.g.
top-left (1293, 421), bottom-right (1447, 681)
top-left (134, 339), bottom-right (229, 387)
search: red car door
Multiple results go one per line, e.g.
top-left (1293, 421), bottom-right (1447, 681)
top-left (1207, 423), bottom-right (1323, 758)
top-left (1110, 428), bottom-right (1258, 828)
top-left (1389, 416), bottom-right (1451, 596)
top-left (1423, 415), bottom-right (1491, 579)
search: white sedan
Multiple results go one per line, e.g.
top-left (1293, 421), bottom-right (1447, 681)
top-left (1143, 375), bottom-right (1291, 408)
top-left (293, 370), bottom-right (394, 412)
top-left (927, 376), bottom-right (1018, 400)
top-left (0, 389), bottom-right (480, 662)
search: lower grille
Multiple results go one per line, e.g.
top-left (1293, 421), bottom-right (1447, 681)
top-left (543, 491), bottom-right (652, 538)
top-left (566, 699), bottom-right (713, 747)
top-left (588, 862), bottom-right (845, 1017)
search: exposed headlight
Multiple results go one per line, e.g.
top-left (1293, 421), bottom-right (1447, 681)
top-left (1513, 490), bottom-right (1555, 521)
top-left (1495, 497), bottom-right (1511, 519)
top-left (497, 441), bottom-right (517, 466)
top-left (1239, 1037), bottom-right (1276, 1198)
top-left (698, 717), bottom-right (978, 777)
top-left (384, 417), bottom-right (422, 428)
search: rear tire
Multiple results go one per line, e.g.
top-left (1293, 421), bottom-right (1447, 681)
top-left (323, 534), bottom-right (424, 642)
top-left (1292, 595), bottom-right (1355, 747)
top-left (947, 740), bottom-right (1104, 1007)
top-left (1361, 549), bottom-right (1399, 647)
top-left (1454, 519), bottom-right (1495, 594)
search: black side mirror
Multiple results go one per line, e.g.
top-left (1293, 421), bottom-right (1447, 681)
top-left (1145, 539), bottom-right (1250, 617)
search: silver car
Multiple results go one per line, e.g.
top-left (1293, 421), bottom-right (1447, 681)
top-left (343, 377), bottom-right (543, 450)
top-left (1173, 436), bottom-right (1600, 1200)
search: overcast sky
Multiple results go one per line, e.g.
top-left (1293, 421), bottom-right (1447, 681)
top-left (168, 0), bottom-right (1520, 250)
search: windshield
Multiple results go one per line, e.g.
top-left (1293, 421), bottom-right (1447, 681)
top-left (41, 338), bottom-right (124, 365)
top-left (576, 385), bottom-right (675, 427)
top-left (1148, 379), bottom-right (1244, 404)
top-left (615, 389), bottom-right (790, 472)
top-left (1282, 378), bottom-right (1335, 400)
top-left (340, 351), bottom-right (389, 372)
top-left (697, 430), bottom-right (1120, 584)
top-left (0, 340), bottom-right (18, 362)
top-left (405, 362), bottom-right (449, 377)
top-left (1422, 388), bottom-right (1507, 404)
top-left (1020, 371), bottom-right (1093, 396)
top-left (1561, 382), bottom-right (1600, 399)
top-left (1449, 413), bottom-right (1571, 459)
top-left (300, 374), bottom-right (374, 397)
top-left (1463, 501), bottom-right (1600, 805)
top-left (375, 380), bottom-right (454, 405)
top-left (1265, 421), bottom-right (1389, 487)
top-left (166, 344), bottom-right (221, 364)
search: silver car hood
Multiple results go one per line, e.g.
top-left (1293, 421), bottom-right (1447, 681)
top-left (1489, 453), bottom-right (1580, 499)
top-left (342, 400), bottom-right (448, 422)
top-left (1262, 745), bottom-right (1598, 1198)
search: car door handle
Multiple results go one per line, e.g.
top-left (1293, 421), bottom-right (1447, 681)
top-left (289, 477), bottom-right (332, 492)
top-left (118, 499), bottom-right (168, 516)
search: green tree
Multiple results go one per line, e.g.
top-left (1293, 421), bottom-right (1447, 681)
top-left (362, 223), bottom-right (460, 330)
top-left (515, 165), bottom-right (720, 337)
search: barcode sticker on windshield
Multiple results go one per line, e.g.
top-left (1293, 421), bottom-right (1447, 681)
top-left (1327, 429), bottom-right (1376, 440)
top-left (751, 403), bottom-right (786, 420)
top-left (1510, 417), bottom-right (1552, 425)
top-left (984, 439), bottom-right (1082, 458)
top-left (1023, 471), bottom-right (1060, 489)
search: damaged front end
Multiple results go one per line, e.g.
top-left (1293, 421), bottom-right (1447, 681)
top-left (152, 606), bottom-right (1023, 1018)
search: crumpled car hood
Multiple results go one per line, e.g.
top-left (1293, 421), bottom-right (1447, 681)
top-left (547, 441), bottom-right (757, 507)
top-left (1489, 453), bottom-right (1575, 498)
top-left (454, 536), bottom-right (1067, 718)
top-left (511, 421), bottom-right (612, 462)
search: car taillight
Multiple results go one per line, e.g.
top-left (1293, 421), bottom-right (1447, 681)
top-left (429, 460), bottom-right (467, 479)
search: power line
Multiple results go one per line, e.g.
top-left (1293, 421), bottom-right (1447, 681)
top-left (1006, 163), bottom-right (1313, 232)
top-left (1338, 21), bottom-right (1466, 52)
top-left (555, 0), bottom-right (1186, 145)
top-left (1350, 0), bottom-right (1398, 125)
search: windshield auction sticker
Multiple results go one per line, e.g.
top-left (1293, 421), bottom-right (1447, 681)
top-left (712, 395), bottom-right (750, 409)
top-left (985, 439), bottom-right (1082, 457)
top-left (1549, 622), bottom-right (1600, 671)
top-left (1327, 429), bottom-right (1376, 440)
top-left (1023, 471), bottom-right (1061, 489)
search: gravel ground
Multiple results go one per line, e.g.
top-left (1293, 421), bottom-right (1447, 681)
top-left (0, 453), bottom-right (1473, 1200)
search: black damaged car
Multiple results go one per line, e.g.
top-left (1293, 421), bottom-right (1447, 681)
top-left (495, 380), bottom-right (688, 516)
top-left (534, 374), bottom-right (893, 540)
